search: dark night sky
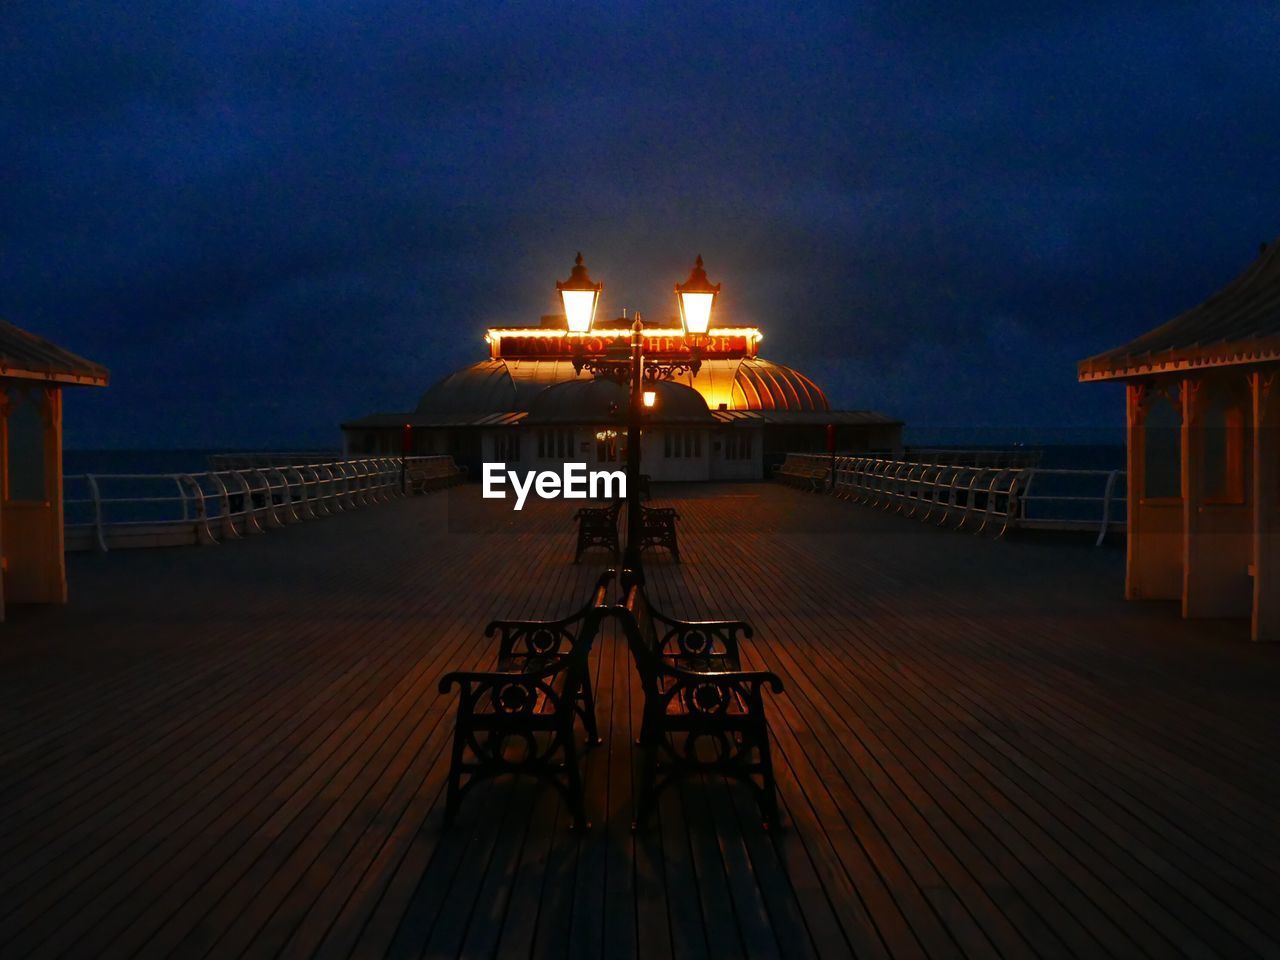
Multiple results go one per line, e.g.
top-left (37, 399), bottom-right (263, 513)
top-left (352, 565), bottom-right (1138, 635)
top-left (5, 1), bottom-right (1279, 449)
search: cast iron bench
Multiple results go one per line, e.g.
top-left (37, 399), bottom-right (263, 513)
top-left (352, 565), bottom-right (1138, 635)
top-left (615, 575), bottom-right (784, 829)
top-left (407, 456), bottom-right (466, 494)
top-left (439, 572), bottom-right (613, 828)
top-left (775, 454), bottom-right (828, 492)
top-left (574, 500), bottom-right (622, 563)
top-left (638, 505), bottom-right (680, 561)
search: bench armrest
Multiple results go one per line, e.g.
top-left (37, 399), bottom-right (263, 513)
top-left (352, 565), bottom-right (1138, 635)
top-left (642, 506), bottom-right (680, 518)
top-left (485, 572), bottom-right (613, 658)
top-left (651, 610), bottom-right (752, 636)
top-left (653, 662), bottom-right (784, 697)
top-left (651, 611), bottom-right (751, 661)
top-left (485, 618), bottom-right (582, 659)
top-left (439, 656), bottom-right (567, 697)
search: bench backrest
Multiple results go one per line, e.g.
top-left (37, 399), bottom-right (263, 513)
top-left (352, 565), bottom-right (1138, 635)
top-left (618, 582), bottom-right (662, 687)
top-left (545, 578), bottom-right (611, 697)
top-left (579, 500), bottom-right (622, 524)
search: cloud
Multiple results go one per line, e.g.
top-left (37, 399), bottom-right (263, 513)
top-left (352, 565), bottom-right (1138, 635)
top-left (2, 0), bottom-right (1278, 447)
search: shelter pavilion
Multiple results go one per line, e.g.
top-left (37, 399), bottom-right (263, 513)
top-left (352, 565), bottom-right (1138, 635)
top-left (0, 320), bottom-right (108, 619)
top-left (1080, 240), bottom-right (1280, 641)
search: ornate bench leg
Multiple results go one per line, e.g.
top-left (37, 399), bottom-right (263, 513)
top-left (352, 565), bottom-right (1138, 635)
top-left (578, 673), bottom-right (601, 746)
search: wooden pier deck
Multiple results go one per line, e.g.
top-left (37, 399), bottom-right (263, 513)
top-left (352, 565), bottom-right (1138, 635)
top-left (1, 483), bottom-right (1277, 959)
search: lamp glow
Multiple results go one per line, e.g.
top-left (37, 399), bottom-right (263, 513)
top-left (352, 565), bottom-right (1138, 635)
top-left (675, 254), bottom-right (720, 336)
top-left (557, 252), bottom-right (602, 334)
top-left (561, 290), bottom-right (598, 334)
top-left (642, 390), bottom-right (657, 408)
top-left (678, 292), bottom-right (715, 335)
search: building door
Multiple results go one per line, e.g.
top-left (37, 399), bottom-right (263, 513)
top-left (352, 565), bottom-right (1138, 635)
top-left (2, 384), bottom-right (66, 605)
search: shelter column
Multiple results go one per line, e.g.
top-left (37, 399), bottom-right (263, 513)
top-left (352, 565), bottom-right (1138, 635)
top-left (1180, 376), bottom-right (1207, 618)
top-left (1253, 372), bottom-right (1278, 641)
top-left (0, 389), bottom-right (6, 622)
top-left (1124, 382), bottom-right (1143, 599)
top-left (50, 387), bottom-right (67, 603)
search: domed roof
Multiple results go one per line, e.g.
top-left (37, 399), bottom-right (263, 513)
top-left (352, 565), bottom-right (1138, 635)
top-left (416, 359), bottom-right (588, 414)
top-left (524, 378), bottom-right (713, 425)
top-left (665, 357), bottom-right (829, 412)
top-left (730, 357), bottom-right (828, 411)
top-left (415, 355), bottom-right (828, 417)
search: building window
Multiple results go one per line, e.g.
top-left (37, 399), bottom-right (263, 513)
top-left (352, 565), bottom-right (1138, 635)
top-left (665, 429), bottom-right (703, 459)
top-left (537, 429), bottom-right (574, 460)
top-left (724, 432), bottom-right (752, 460)
top-left (1203, 383), bottom-right (1248, 504)
top-left (5, 386), bottom-right (48, 503)
top-left (1143, 390), bottom-right (1181, 500)
top-left (595, 429), bottom-right (619, 462)
top-left (494, 433), bottom-right (521, 462)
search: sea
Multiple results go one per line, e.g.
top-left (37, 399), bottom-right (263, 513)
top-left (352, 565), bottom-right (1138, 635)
top-left (62, 444), bottom-right (1126, 479)
top-left (61, 444), bottom-right (1126, 529)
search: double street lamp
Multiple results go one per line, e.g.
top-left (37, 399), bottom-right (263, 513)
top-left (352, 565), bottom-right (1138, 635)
top-left (557, 253), bottom-right (721, 573)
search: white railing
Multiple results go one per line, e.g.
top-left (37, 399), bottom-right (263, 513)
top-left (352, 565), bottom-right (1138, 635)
top-left (904, 447), bottom-right (1042, 468)
top-left (776, 453), bottom-right (1126, 544)
top-left (63, 455), bottom-right (463, 552)
top-left (1014, 466), bottom-right (1127, 544)
top-left (206, 451), bottom-right (342, 470)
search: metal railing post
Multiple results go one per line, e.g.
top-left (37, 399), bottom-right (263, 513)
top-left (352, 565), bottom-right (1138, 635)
top-left (1098, 469), bottom-right (1120, 546)
top-left (234, 471), bottom-right (263, 534)
top-left (86, 474), bottom-right (108, 553)
top-left (208, 472), bottom-right (239, 540)
top-left (180, 474), bottom-right (217, 545)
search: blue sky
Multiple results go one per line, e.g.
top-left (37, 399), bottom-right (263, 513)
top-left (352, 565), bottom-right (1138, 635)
top-left (5, 1), bottom-right (1279, 448)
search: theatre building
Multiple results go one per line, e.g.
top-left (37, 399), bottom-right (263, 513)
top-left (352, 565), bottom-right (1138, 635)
top-left (343, 312), bottom-right (901, 482)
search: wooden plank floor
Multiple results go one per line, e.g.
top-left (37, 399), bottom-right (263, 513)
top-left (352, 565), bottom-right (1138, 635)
top-left (1, 482), bottom-right (1278, 959)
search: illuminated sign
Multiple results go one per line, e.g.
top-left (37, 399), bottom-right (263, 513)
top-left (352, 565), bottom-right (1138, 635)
top-left (488, 329), bottom-right (761, 360)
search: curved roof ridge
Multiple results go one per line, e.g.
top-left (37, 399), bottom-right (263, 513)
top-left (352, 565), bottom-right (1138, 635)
top-left (1080, 240), bottom-right (1280, 380)
top-left (416, 358), bottom-right (518, 414)
top-left (0, 319), bottom-right (109, 386)
top-left (733, 357), bottom-right (829, 411)
top-left (413, 353), bottom-right (834, 416)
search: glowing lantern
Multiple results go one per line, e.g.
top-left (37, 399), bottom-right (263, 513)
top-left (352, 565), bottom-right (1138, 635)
top-left (557, 252), bottom-right (602, 334)
top-left (675, 254), bottom-right (720, 336)
top-left (642, 390), bottom-right (657, 408)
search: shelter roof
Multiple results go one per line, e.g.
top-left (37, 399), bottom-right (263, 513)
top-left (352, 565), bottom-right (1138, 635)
top-left (1079, 241), bottom-right (1280, 380)
top-left (0, 320), bottom-right (109, 386)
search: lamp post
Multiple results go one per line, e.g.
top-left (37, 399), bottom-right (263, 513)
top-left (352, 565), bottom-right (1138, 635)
top-left (625, 316), bottom-right (645, 570)
top-left (561, 254), bottom-right (719, 577)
